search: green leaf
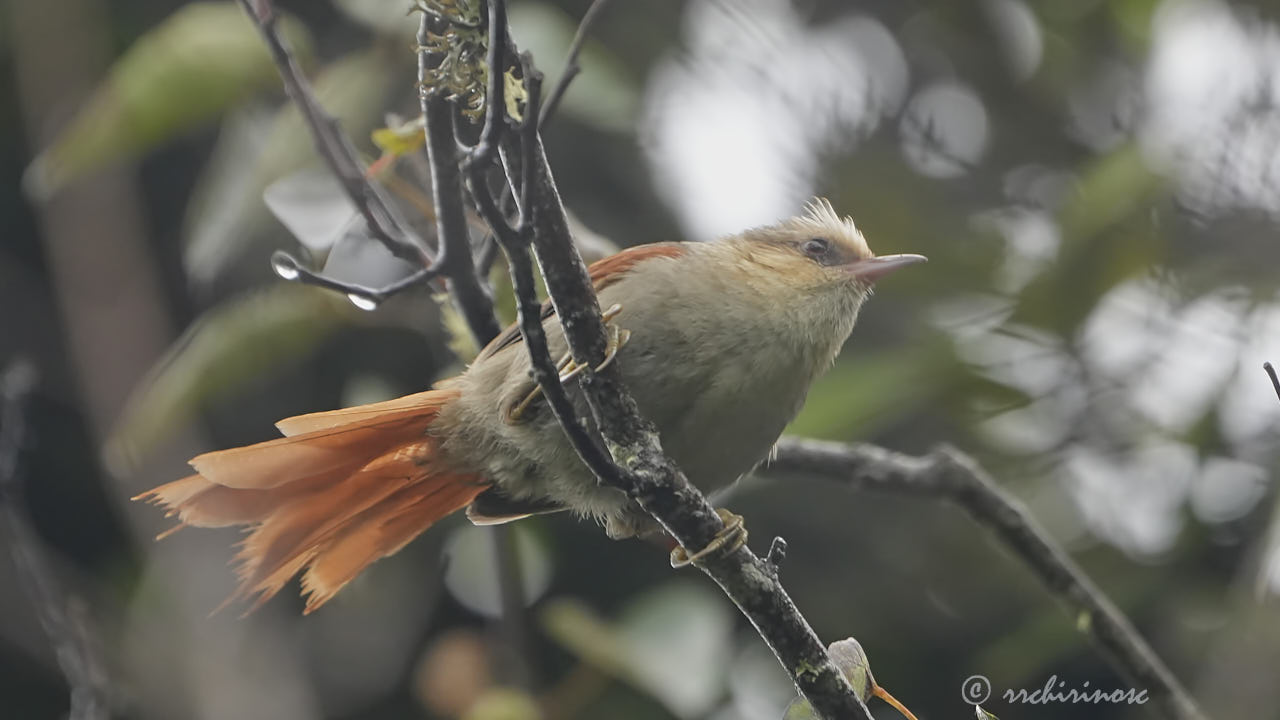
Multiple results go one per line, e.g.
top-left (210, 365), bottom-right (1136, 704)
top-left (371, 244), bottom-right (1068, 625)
top-left (105, 285), bottom-right (349, 473)
top-left (24, 2), bottom-right (313, 198)
top-left (781, 638), bottom-right (877, 720)
top-left (371, 115), bottom-right (427, 156)
top-left (1059, 143), bottom-right (1162, 243)
top-left (462, 688), bottom-right (543, 720)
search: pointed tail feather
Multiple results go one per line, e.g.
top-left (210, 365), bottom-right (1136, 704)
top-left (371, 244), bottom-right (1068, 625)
top-left (298, 470), bottom-right (486, 612)
top-left (134, 388), bottom-right (486, 612)
top-left (188, 394), bottom-right (458, 489)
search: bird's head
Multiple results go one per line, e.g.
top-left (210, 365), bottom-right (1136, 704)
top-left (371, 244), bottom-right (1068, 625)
top-left (728, 198), bottom-right (926, 300)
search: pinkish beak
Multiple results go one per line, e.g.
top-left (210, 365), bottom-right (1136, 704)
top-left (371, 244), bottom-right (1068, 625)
top-left (843, 253), bottom-right (927, 282)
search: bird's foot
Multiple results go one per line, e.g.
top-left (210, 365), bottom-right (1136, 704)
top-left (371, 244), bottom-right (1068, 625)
top-left (506, 304), bottom-right (630, 423)
top-left (670, 508), bottom-right (749, 568)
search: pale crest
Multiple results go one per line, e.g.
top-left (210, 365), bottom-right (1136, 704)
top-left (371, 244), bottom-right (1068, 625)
top-left (792, 198), bottom-right (871, 257)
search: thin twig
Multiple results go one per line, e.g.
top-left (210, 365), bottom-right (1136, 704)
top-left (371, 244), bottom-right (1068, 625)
top-left (768, 437), bottom-right (1210, 720)
top-left (465, 2), bottom-right (874, 716)
top-left (1264, 361), bottom-right (1280, 402)
top-left (237, 0), bottom-right (430, 265)
top-left (538, 0), bottom-right (616, 128)
top-left (269, 250), bottom-right (442, 307)
top-left (418, 9), bottom-right (503, 345)
top-left (1, 361), bottom-right (110, 720)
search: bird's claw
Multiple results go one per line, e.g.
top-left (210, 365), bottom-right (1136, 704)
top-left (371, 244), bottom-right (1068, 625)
top-left (506, 304), bottom-right (630, 423)
top-left (670, 508), bottom-right (749, 568)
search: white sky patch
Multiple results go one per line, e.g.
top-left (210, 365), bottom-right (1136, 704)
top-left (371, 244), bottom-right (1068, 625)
top-left (1142, 0), bottom-right (1280, 216)
top-left (1219, 299), bottom-right (1280, 446)
top-left (642, 0), bottom-right (907, 241)
top-left (1065, 442), bottom-right (1195, 558)
top-left (1078, 278), bottom-right (1177, 378)
top-left (899, 81), bottom-right (989, 179)
top-left (1127, 291), bottom-right (1246, 432)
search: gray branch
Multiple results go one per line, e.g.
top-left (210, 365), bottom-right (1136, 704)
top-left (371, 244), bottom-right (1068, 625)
top-left (768, 437), bottom-right (1210, 720)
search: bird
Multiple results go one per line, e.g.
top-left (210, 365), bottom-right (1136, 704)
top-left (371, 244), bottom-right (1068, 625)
top-left (134, 199), bottom-right (925, 613)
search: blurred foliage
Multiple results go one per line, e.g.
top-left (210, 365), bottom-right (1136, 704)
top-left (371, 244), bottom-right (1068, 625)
top-left (24, 2), bottom-right (314, 199)
top-left (6, 1), bottom-right (1280, 720)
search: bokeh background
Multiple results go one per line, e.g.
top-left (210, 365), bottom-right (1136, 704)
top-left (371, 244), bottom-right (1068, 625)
top-left (4, 0), bottom-right (1280, 718)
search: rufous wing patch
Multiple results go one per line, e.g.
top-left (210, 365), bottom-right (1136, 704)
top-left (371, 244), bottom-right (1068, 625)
top-left (475, 242), bottom-right (687, 362)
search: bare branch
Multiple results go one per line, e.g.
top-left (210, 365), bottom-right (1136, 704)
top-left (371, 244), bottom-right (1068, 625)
top-left (269, 250), bottom-right (442, 308)
top-left (1265, 361), bottom-right (1280, 402)
top-left (1, 361), bottom-right (110, 720)
top-left (768, 437), bottom-right (1210, 720)
top-left (236, 0), bottom-right (430, 266)
top-left (538, 0), bottom-right (616, 128)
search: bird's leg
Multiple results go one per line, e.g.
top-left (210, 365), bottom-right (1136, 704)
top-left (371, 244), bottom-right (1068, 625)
top-left (670, 508), bottom-right (749, 568)
top-left (506, 304), bottom-right (630, 423)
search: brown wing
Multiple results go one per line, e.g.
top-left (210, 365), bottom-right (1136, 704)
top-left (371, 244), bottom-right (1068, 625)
top-left (475, 242), bottom-right (686, 362)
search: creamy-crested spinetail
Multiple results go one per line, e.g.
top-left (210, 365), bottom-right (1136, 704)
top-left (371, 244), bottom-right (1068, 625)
top-left (136, 199), bottom-right (925, 612)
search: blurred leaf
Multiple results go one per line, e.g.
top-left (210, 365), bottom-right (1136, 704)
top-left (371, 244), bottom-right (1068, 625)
top-left (105, 285), bottom-right (348, 472)
top-left (1059, 143), bottom-right (1162, 243)
top-left (974, 706), bottom-right (1000, 719)
top-left (540, 599), bottom-right (626, 673)
top-left (333, 0), bottom-right (418, 37)
top-left (541, 582), bottom-right (733, 718)
top-left (786, 343), bottom-right (951, 440)
top-left (441, 294), bottom-right (485, 362)
top-left (184, 46), bottom-right (402, 284)
top-left (508, 2), bottom-right (639, 132)
top-left (1012, 144), bottom-right (1166, 334)
top-left (263, 169), bottom-right (357, 251)
top-left (371, 115), bottom-right (426, 157)
top-left (1109, 0), bottom-right (1162, 49)
top-left (24, 2), bottom-right (313, 198)
top-left (443, 524), bottom-right (553, 617)
top-left (463, 688), bottom-right (543, 720)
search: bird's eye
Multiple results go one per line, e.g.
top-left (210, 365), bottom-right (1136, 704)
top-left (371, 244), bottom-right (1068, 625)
top-left (802, 238), bottom-right (831, 259)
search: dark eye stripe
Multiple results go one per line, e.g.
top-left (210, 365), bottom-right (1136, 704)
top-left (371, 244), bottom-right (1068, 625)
top-left (796, 236), bottom-right (863, 267)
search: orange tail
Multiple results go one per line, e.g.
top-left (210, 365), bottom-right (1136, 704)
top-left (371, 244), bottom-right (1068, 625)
top-left (134, 388), bottom-right (488, 613)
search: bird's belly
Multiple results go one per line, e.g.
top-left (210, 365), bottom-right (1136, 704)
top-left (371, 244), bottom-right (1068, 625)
top-left (623, 337), bottom-right (810, 494)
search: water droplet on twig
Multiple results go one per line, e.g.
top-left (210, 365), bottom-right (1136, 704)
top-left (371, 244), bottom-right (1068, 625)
top-left (271, 252), bottom-right (301, 281)
top-left (347, 292), bottom-right (380, 311)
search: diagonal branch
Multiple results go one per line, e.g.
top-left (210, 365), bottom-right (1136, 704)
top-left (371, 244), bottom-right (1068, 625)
top-left (237, 0), bottom-right (430, 266)
top-left (538, 0), bottom-right (616, 128)
top-left (768, 437), bottom-right (1210, 720)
